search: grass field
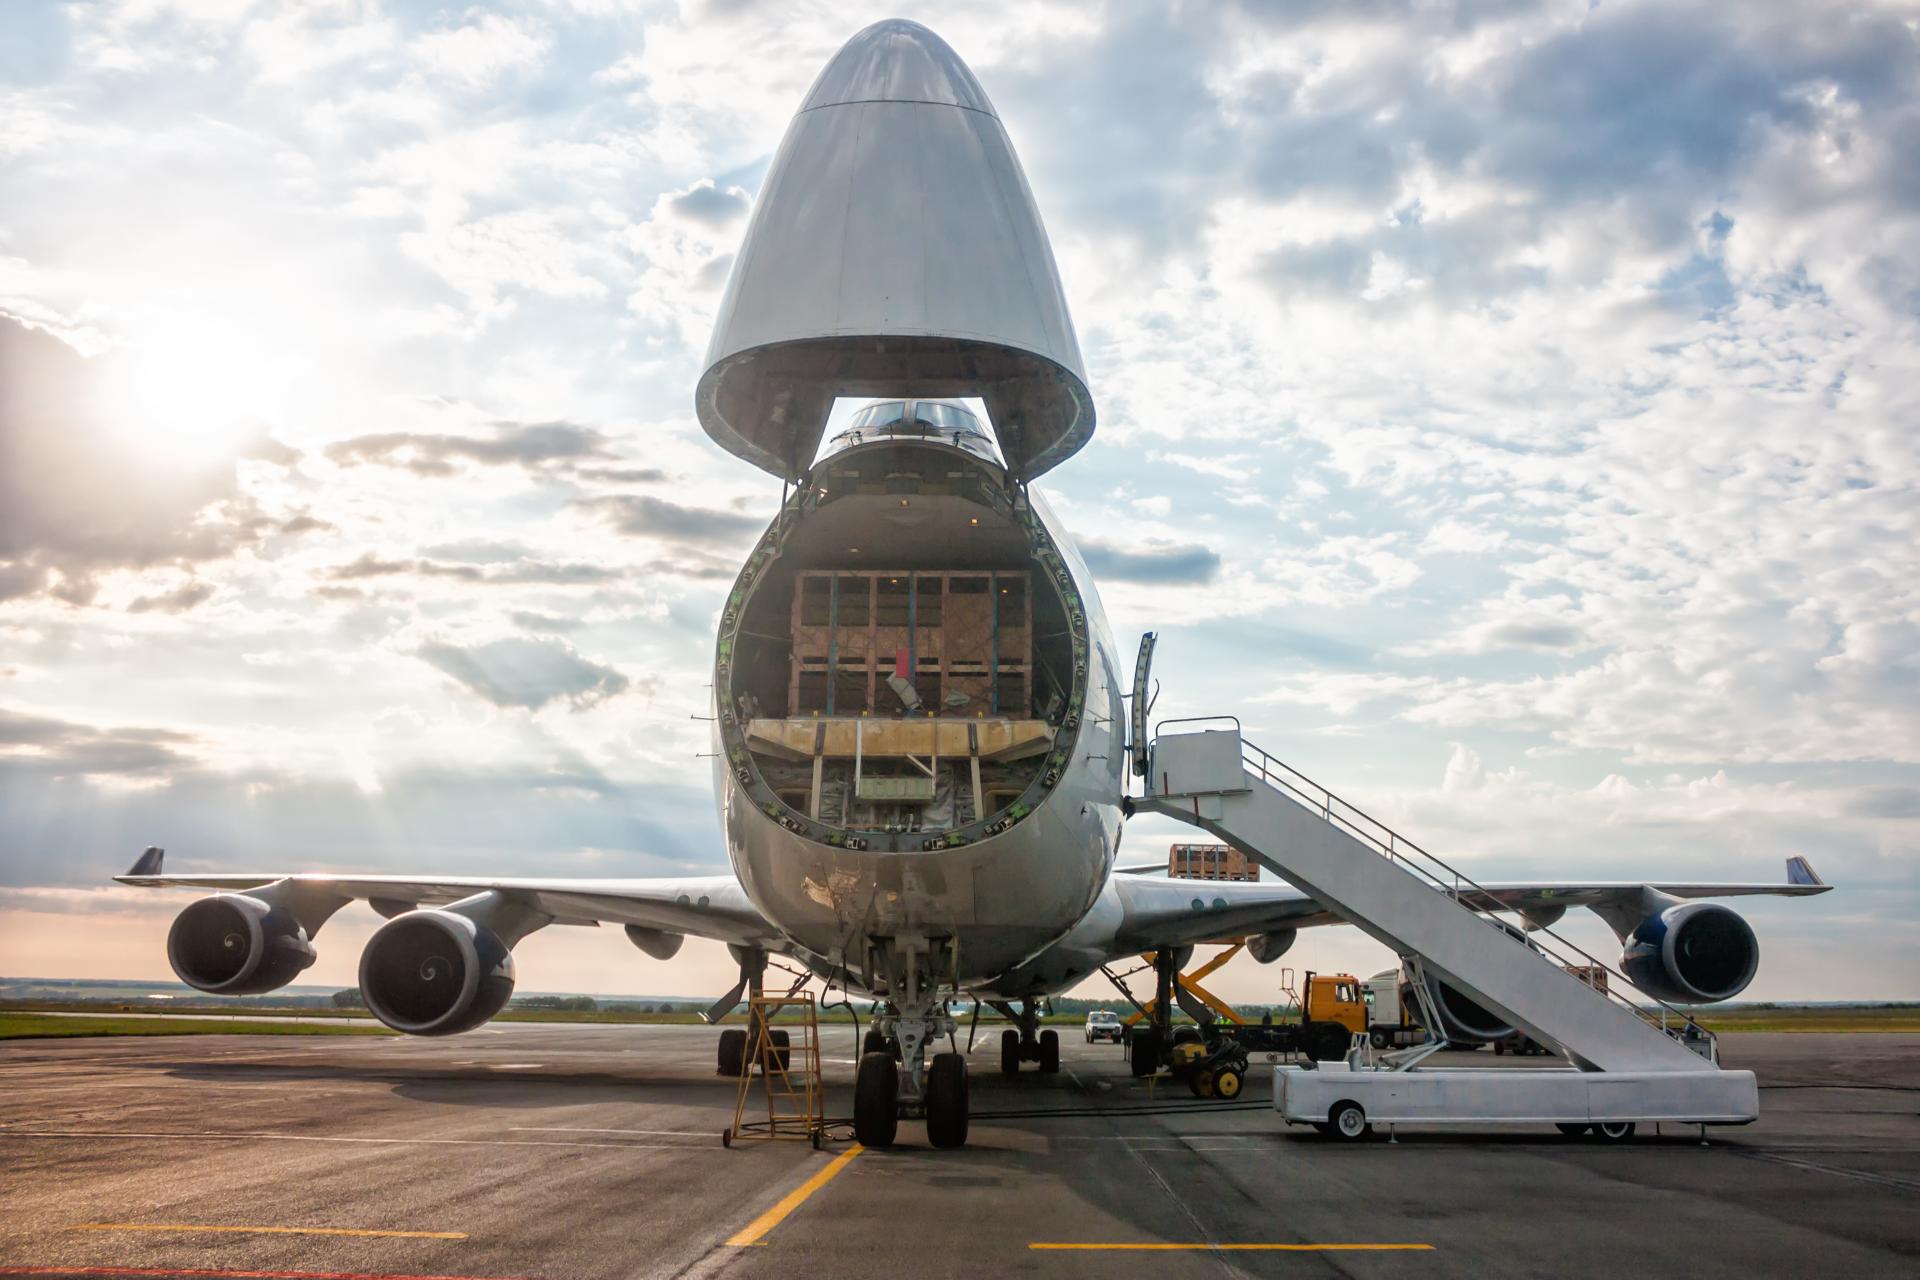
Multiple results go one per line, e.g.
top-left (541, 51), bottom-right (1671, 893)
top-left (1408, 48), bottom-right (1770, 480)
top-left (0, 1013), bottom-right (395, 1040)
top-left (1687, 1005), bottom-right (1920, 1033)
top-left (3, 1000), bottom-right (1913, 1039)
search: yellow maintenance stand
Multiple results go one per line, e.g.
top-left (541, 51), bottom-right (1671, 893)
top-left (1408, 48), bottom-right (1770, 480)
top-left (723, 991), bottom-right (826, 1148)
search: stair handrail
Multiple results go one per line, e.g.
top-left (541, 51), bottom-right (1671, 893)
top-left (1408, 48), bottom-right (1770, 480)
top-left (1150, 720), bottom-right (1713, 1053)
top-left (1231, 735), bottom-right (1712, 1052)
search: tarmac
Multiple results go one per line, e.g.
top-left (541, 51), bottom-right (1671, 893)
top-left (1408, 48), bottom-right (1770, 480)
top-left (0, 1024), bottom-right (1914, 1279)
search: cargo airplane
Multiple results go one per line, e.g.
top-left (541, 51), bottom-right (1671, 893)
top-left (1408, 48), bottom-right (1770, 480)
top-left (119, 21), bottom-right (1832, 1149)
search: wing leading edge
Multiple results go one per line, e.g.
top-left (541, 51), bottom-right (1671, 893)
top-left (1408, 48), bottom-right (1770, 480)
top-left (115, 850), bottom-right (784, 950)
top-left (1111, 858), bottom-right (1830, 954)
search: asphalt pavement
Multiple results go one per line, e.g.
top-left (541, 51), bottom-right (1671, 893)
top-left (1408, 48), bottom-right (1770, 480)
top-left (1, 1024), bottom-right (1914, 1279)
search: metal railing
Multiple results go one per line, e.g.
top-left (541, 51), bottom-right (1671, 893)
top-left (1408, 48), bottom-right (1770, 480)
top-left (1153, 719), bottom-right (1715, 1058)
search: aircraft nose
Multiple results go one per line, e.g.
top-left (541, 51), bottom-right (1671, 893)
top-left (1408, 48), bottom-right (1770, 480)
top-left (802, 18), bottom-right (997, 117)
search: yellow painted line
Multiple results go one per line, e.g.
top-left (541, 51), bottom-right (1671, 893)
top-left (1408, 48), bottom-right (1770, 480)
top-left (1030, 1243), bottom-right (1433, 1252)
top-left (69, 1223), bottom-right (466, 1240)
top-left (726, 1144), bottom-right (864, 1246)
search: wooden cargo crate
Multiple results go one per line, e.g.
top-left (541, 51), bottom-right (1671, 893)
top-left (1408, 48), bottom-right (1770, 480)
top-left (788, 570), bottom-right (1030, 717)
top-left (1168, 842), bottom-right (1260, 882)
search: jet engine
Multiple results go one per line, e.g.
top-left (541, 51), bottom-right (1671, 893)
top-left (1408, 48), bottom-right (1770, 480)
top-left (359, 908), bottom-right (519, 1036)
top-left (166, 894), bottom-right (317, 995)
top-left (1412, 970), bottom-right (1514, 1044)
top-left (1245, 930), bottom-right (1297, 964)
top-left (1619, 902), bottom-right (1758, 1004)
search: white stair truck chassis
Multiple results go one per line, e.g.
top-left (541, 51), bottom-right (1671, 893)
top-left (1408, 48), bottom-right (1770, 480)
top-left (1140, 723), bottom-right (1759, 1133)
top-left (1274, 1064), bottom-right (1759, 1131)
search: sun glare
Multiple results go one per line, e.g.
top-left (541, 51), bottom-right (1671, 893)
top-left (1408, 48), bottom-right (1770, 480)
top-left (96, 310), bottom-right (295, 466)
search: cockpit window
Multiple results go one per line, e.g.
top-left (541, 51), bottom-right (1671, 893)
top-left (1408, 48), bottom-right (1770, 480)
top-left (852, 400), bottom-right (907, 429)
top-left (911, 401), bottom-right (978, 433)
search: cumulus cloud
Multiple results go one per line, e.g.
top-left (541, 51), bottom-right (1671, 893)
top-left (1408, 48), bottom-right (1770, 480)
top-left (1079, 536), bottom-right (1222, 584)
top-left (575, 494), bottom-right (765, 545)
top-left (0, 707), bottom-right (195, 777)
top-left (0, 317), bottom-right (264, 604)
top-left (417, 637), bottom-right (631, 711)
top-left (326, 552), bottom-right (620, 587)
top-left (325, 421), bottom-right (615, 476)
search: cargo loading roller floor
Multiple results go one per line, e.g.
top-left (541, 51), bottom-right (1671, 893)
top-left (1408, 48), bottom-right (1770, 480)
top-left (1132, 714), bottom-right (1763, 1141)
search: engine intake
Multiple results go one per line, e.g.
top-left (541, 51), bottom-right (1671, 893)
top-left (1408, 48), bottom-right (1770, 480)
top-left (1620, 902), bottom-right (1758, 1004)
top-left (1414, 971), bottom-right (1515, 1044)
top-left (167, 894), bottom-right (316, 995)
top-left (1246, 930), bottom-right (1297, 964)
top-left (360, 910), bottom-right (516, 1036)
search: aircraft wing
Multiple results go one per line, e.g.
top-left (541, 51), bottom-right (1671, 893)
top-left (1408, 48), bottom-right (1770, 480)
top-left (115, 851), bottom-right (785, 950)
top-left (1110, 857), bottom-right (1829, 953)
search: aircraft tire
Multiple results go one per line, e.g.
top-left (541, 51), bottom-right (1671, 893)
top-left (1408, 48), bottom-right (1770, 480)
top-left (1000, 1028), bottom-right (1020, 1074)
top-left (1308, 1023), bottom-right (1351, 1062)
top-left (854, 1052), bottom-right (899, 1148)
top-left (768, 1028), bottom-right (790, 1074)
top-left (863, 1029), bottom-right (886, 1056)
top-left (717, 1028), bottom-right (747, 1077)
top-left (1038, 1028), bottom-right (1060, 1074)
top-left (925, 1052), bottom-right (969, 1149)
top-left (1129, 1028), bottom-right (1161, 1077)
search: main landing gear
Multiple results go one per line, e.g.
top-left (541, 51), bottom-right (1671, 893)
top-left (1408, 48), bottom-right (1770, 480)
top-left (992, 1000), bottom-right (1060, 1075)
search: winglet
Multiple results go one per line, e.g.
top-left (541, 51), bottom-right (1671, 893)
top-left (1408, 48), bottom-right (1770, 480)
top-left (126, 846), bottom-right (165, 877)
top-left (1786, 856), bottom-right (1825, 887)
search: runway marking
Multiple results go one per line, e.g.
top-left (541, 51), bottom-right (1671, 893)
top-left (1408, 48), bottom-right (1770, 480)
top-left (0, 1129), bottom-right (715, 1152)
top-left (725, 1144), bottom-right (864, 1247)
top-left (508, 1127), bottom-right (706, 1138)
top-left (0, 1268), bottom-right (522, 1279)
top-left (68, 1224), bottom-right (467, 1241)
top-left (1028, 1243), bottom-right (1435, 1252)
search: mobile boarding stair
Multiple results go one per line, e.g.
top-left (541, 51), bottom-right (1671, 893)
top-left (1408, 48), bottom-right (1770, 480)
top-left (1137, 716), bottom-right (1758, 1142)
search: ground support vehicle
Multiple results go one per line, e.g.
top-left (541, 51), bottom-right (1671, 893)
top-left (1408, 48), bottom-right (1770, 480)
top-left (1274, 1061), bottom-right (1759, 1142)
top-left (1085, 1010), bottom-right (1123, 1043)
top-left (1165, 1031), bottom-right (1249, 1099)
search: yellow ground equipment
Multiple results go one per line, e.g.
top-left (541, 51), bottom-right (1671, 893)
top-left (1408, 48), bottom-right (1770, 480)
top-left (723, 991), bottom-right (825, 1148)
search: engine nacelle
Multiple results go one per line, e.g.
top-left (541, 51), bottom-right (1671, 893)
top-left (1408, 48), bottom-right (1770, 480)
top-left (1620, 902), bottom-right (1758, 1004)
top-left (167, 894), bottom-right (317, 995)
top-left (1245, 930), bottom-right (1297, 964)
top-left (359, 909), bottom-right (516, 1036)
top-left (1412, 971), bottom-right (1515, 1044)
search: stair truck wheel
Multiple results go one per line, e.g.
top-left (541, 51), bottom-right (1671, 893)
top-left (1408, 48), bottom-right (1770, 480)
top-left (717, 1028), bottom-right (747, 1077)
top-left (1038, 1028), bottom-right (1060, 1074)
top-left (853, 1052), bottom-right (899, 1148)
top-left (1000, 1028), bottom-right (1020, 1074)
top-left (925, 1052), bottom-right (970, 1149)
top-left (1556, 1123), bottom-right (1591, 1138)
top-left (1129, 1027), bottom-right (1161, 1077)
top-left (1212, 1066), bottom-right (1243, 1100)
top-left (1593, 1121), bottom-right (1638, 1143)
top-left (1327, 1100), bottom-right (1370, 1142)
top-left (768, 1028), bottom-right (790, 1074)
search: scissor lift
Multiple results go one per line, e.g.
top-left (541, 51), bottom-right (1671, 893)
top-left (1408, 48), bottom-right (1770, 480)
top-left (1132, 698), bottom-right (1758, 1141)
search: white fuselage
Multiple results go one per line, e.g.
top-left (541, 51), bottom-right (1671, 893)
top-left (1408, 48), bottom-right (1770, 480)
top-left (711, 466), bottom-right (1127, 1001)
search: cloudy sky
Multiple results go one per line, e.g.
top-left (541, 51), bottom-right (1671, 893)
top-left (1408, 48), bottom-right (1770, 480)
top-left (1, 0), bottom-right (1915, 1004)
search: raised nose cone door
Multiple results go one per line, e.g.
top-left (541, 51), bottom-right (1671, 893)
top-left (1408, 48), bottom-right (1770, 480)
top-left (696, 19), bottom-right (1094, 482)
